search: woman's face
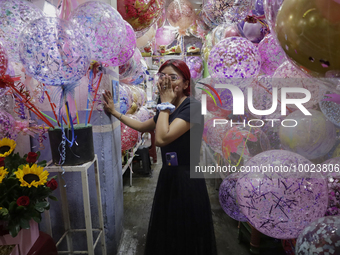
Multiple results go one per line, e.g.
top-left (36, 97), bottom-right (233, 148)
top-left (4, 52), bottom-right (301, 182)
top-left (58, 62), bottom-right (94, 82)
top-left (159, 66), bottom-right (189, 94)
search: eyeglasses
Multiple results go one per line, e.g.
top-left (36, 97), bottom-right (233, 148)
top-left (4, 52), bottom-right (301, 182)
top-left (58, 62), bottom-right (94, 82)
top-left (157, 72), bottom-right (181, 81)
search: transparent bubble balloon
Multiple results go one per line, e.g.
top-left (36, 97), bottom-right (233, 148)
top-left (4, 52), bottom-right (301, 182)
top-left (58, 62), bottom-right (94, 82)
top-left (19, 17), bottom-right (90, 86)
top-left (200, 9), bottom-right (218, 29)
top-left (155, 27), bottom-right (176, 46)
top-left (206, 118), bottom-right (232, 154)
top-left (135, 106), bottom-right (150, 122)
top-left (222, 126), bottom-right (271, 167)
top-left (106, 22), bottom-right (136, 67)
top-left (223, 0), bottom-right (254, 23)
top-left (166, 0), bottom-right (196, 35)
top-left (219, 172), bottom-right (248, 221)
top-left (186, 57), bottom-right (203, 82)
top-left (279, 109), bottom-right (336, 160)
top-left (258, 33), bottom-right (286, 75)
top-left (0, 0), bottom-right (44, 63)
top-left (121, 114), bottom-right (139, 151)
top-left (263, 0), bottom-right (284, 33)
top-left (296, 216), bottom-right (340, 255)
top-left (208, 37), bottom-right (261, 88)
top-left (320, 92), bottom-right (340, 127)
top-left (70, 1), bottom-right (126, 62)
top-left (119, 49), bottom-right (143, 80)
top-left (0, 43), bottom-right (8, 76)
top-left (236, 150), bottom-right (328, 239)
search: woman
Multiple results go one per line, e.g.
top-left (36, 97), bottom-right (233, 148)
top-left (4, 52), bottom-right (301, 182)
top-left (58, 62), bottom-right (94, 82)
top-left (103, 59), bottom-right (217, 255)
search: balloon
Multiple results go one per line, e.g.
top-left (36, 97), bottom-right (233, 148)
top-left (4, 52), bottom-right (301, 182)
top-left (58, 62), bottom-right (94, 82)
top-left (0, 0), bottom-right (44, 63)
top-left (135, 106), bottom-right (150, 122)
top-left (19, 17), bottom-right (90, 86)
top-left (155, 27), bottom-right (176, 46)
top-left (121, 114), bottom-right (139, 151)
top-left (263, 0), bottom-right (284, 33)
top-left (224, 24), bottom-right (241, 39)
top-left (223, 0), bottom-right (254, 24)
top-left (208, 37), bottom-right (261, 88)
top-left (275, 0), bottom-right (340, 78)
top-left (320, 92), bottom-right (340, 127)
top-left (222, 126), bottom-right (271, 167)
top-left (253, 0), bottom-right (265, 17)
top-left (241, 21), bottom-right (267, 43)
top-left (236, 150), bottom-right (328, 239)
top-left (119, 49), bottom-right (143, 80)
top-left (258, 33), bottom-right (286, 75)
top-left (206, 117), bottom-right (232, 154)
top-left (129, 86), bottom-right (143, 107)
top-left (219, 172), bottom-right (248, 221)
top-left (70, 1), bottom-right (126, 62)
top-left (186, 57), bottom-right (203, 82)
top-left (296, 216), bottom-right (340, 255)
top-left (324, 157), bottom-right (340, 216)
top-left (0, 43), bottom-right (8, 77)
top-left (166, 0), bottom-right (196, 35)
top-left (106, 22), bottom-right (136, 67)
top-left (0, 110), bottom-right (16, 140)
top-left (156, 8), bottom-right (166, 28)
top-left (136, 25), bottom-right (156, 48)
top-left (117, 0), bottom-right (165, 32)
top-left (200, 9), bottom-right (218, 29)
top-left (119, 85), bottom-right (131, 115)
top-left (279, 109), bottom-right (336, 160)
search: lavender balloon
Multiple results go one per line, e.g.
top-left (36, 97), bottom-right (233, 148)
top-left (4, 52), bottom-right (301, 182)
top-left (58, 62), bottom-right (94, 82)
top-left (0, 0), bottom-right (44, 63)
top-left (296, 216), bottom-right (340, 255)
top-left (258, 34), bottom-right (286, 75)
top-left (236, 150), bottom-right (328, 239)
top-left (70, 1), bottom-right (126, 62)
top-left (219, 172), bottom-right (248, 222)
top-left (186, 57), bottom-right (203, 82)
top-left (253, 0), bottom-right (265, 16)
top-left (279, 110), bottom-right (336, 160)
top-left (208, 37), bottom-right (261, 88)
top-left (106, 22), bottom-right (136, 67)
top-left (19, 17), bottom-right (90, 86)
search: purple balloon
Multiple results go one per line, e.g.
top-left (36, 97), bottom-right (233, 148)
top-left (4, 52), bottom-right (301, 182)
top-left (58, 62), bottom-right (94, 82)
top-left (236, 150), bottom-right (328, 239)
top-left (253, 0), bottom-right (265, 16)
top-left (186, 56), bottom-right (203, 82)
top-left (106, 22), bottom-right (136, 67)
top-left (155, 27), bottom-right (176, 46)
top-left (324, 157), bottom-right (340, 216)
top-left (219, 172), bottom-right (248, 222)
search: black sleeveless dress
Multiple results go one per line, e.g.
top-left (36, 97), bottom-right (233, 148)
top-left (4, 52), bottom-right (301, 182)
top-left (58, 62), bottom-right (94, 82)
top-left (144, 97), bottom-right (217, 255)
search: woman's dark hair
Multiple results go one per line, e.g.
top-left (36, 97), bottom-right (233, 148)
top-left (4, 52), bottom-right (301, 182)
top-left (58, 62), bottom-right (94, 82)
top-left (158, 59), bottom-right (191, 96)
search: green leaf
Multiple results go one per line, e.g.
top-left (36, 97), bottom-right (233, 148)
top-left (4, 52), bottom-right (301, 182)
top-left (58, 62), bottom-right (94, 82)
top-left (48, 195), bottom-right (58, 201)
top-left (37, 160), bottom-right (47, 167)
top-left (32, 216), bottom-right (41, 223)
top-left (19, 218), bottom-right (30, 229)
top-left (9, 201), bottom-right (17, 212)
top-left (9, 224), bottom-right (20, 237)
top-left (0, 208), bottom-right (8, 216)
top-left (35, 201), bottom-right (49, 212)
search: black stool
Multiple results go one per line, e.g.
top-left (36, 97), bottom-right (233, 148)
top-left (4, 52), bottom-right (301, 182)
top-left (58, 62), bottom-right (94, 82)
top-left (132, 145), bottom-right (152, 176)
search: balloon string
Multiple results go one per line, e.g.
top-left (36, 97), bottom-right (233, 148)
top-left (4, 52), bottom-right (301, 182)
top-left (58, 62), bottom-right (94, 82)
top-left (85, 70), bottom-right (94, 126)
top-left (87, 72), bottom-right (103, 124)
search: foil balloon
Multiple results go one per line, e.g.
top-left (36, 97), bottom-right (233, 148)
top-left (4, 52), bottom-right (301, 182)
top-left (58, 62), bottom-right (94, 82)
top-left (275, 0), bottom-right (340, 78)
top-left (166, 0), bottom-right (196, 35)
top-left (155, 27), bottom-right (176, 46)
top-left (258, 33), bottom-right (286, 75)
top-left (219, 172), bottom-right (248, 222)
top-left (121, 114), bottom-right (139, 151)
top-left (0, 43), bottom-right (8, 76)
top-left (296, 216), bottom-right (340, 255)
top-left (208, 37), bottom-right (261, 88)
top-left (186, 57), bottom-right (203, 82)
top-left (70, 1), bottom-right (126, 62)
top-left (0, 0), bottom-right (44, 63)
top-left (222, 126), bottom-right (271, 167)
top-left (19, 17), bottom-right (90, 86)
top-left (236, 150), bottom-right (328, 239)
top-left (106, 22), bottom-right (136, 67)
top-left (117, 0), bottom-right (165, 32)
top-left (279, 109), bottom-right (336, 160)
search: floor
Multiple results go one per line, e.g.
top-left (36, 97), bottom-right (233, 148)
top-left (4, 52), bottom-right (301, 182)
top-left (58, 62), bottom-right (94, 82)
top-left (117, 148), bottom-right (287, 255)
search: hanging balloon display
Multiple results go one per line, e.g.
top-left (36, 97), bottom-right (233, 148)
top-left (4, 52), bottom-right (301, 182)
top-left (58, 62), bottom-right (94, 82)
top-left (117, 0), bottom-right (165, 32)
top-left (70, 1), bottom-right (126, 62)
top-left (106, 22), bottom-right (136, 67)
top-left (166, 0), bottom-right (196, 35)
top-left (219, 172), bottom-right (248, 222)
top-left (208, 37), bottom-right (261, 88)
top-left (296, 216), bottom-right (340, 255)
top-left (0, 0), bottom-right (44, 63)
top-left (19, 17), bottom-right (90, 86)
top-left (279, 109), bottom-right (336, 160)
top-left (236, 150), bottom-right (328, 239)
top-left (275, 0), bottom-right (340, 78)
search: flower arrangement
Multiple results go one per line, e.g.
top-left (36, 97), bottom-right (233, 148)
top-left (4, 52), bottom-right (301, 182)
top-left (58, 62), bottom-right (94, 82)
top-left (0, 137), bottom-right (58, 237)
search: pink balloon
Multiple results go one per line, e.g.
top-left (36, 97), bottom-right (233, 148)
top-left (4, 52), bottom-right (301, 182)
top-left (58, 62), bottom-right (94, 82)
top-left (155, 27), bottom-right (176, 46)
top-left (166, 0), bottom-right (196, 35)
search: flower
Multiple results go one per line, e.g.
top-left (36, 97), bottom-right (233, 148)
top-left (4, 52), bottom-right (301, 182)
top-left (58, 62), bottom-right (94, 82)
top-left (46, 178), bottom-right (58, 191)
top-left (14, 164), bottom-right (49, 188)
top-left (26, 152), bottom-right (38, 164)
top-left (0, 167), bottom-right (8, 183)
top-left (0, 157), bottom-right (4, 167)
top-left (0, 138), bottom-right (16, 157)
top-left (16, 196), bottom-right (30, 207)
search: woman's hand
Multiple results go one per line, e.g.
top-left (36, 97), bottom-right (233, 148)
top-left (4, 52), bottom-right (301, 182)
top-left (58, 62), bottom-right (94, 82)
top-left (103, 90), bottom-right (116, 115)
top-left (157, 74), bottom-right (178, 104)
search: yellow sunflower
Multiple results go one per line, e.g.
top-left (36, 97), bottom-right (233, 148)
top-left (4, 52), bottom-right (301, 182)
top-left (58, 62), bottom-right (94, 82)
top-left (0, 167), bottom-right (8, 184)
top-left (14, 164), bottom-right (49, 188)
top-left (0, 138), bottom-right (16, 157)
